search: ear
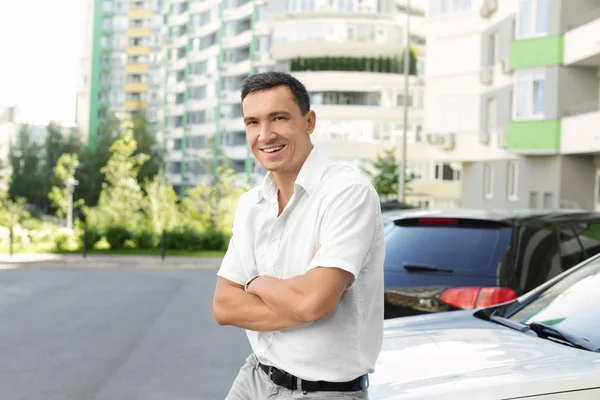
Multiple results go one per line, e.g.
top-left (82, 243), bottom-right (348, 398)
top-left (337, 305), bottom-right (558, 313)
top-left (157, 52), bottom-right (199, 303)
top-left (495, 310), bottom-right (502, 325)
top-left (305, 110), bottom-right (316, 135)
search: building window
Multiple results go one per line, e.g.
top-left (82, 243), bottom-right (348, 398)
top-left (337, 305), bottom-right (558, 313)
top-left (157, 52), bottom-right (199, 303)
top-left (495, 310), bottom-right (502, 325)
top-left (517, 0), bottom-right (548, 39)
top-left (514, 68), bottom-right (545, 120)
top-left (429, 0), bottom-right (475, 17)
top-left (507, 161), bottom-right (519, 201)
top-left (483, 162), bottom-right (493, 199)
top-left (434, 162), bottom-right (460, 182)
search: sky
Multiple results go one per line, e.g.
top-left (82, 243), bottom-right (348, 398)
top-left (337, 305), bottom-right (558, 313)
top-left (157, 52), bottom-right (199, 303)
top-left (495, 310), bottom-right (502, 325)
top-left (0, 0), bottom-right (85, 126)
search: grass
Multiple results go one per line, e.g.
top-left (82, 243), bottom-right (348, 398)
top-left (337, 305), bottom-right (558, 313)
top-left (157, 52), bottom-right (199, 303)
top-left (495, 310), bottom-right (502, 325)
top-left (0, 245), bottom-right (225, 258)
top-left (55, 248), bottom-right (226, 257)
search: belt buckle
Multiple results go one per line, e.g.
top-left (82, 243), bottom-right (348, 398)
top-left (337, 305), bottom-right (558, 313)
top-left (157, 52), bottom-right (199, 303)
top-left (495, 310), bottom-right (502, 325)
top-left (361, 374), bottom-right (370, 390)
top-left (267, 366), bottom-right (274, 380)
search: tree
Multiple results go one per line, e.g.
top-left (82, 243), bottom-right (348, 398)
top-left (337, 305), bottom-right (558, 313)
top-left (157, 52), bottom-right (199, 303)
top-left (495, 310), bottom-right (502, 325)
top-left (48, 153), bottom-right (83, 218)
top-left (8, 125), bottom-right (45, 210)
top-left (83, 132), bottom-right (148, 232)
top-left (366, 148), bottom-right (415, 201)
top-left (181, 162), bottom-right (248, 235)
top-left (75, 110), bottom-right (120, 207)
top-left (142, 170), bottom-right (180, 234)
top-left (129, 111), bottom-right (163, 184)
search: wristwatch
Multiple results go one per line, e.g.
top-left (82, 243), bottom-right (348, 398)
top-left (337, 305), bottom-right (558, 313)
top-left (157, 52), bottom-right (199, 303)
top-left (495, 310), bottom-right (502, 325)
top-left (244, 275), bottom-right (260, 292)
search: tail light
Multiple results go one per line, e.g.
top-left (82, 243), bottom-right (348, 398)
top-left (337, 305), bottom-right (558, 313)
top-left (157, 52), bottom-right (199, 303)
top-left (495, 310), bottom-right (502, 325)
top-left (440, 287), bottom-right (518, 309)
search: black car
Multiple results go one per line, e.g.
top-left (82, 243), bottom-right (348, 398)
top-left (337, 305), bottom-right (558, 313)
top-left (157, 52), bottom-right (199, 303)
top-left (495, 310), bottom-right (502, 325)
top-left (383, 208), bottom-right (600, 319)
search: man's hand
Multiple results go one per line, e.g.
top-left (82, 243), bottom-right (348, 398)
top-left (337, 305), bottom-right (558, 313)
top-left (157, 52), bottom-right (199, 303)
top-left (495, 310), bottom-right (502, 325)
top-left (247, 265), bottom-right (353, 323)
top-left (213, 277), bottom-right (308, 331)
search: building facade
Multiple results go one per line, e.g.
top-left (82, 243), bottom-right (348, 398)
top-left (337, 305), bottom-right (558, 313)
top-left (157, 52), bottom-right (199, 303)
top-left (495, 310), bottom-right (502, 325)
top-left (423, 0), bottom-right (600, 210)
top-left (160, 0), bottom-right (273, 192)
top-left (77, 0), bottom-right (164, 151)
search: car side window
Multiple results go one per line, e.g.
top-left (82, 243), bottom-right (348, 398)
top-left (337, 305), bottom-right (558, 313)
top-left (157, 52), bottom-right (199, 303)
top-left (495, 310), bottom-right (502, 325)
top-left (558, 222), bottom-right (600, 272)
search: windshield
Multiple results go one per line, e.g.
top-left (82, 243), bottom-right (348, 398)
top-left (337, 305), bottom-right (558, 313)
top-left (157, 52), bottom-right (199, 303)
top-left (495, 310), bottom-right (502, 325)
top-left (384, 223), bottom-right (512, 273)
top-left (506, 258), bottom-right (600, 346)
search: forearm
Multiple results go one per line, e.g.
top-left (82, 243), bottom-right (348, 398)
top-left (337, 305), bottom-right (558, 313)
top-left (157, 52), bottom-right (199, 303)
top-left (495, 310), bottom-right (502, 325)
top-left (248, 276), bottom-right (315, 322)
top-left (213, 283), bottom-right (307, 331)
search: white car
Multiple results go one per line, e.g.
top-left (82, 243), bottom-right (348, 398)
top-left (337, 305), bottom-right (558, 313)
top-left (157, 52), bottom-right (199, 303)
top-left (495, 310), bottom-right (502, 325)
top-left (369, 252), bottom-right (600, 399)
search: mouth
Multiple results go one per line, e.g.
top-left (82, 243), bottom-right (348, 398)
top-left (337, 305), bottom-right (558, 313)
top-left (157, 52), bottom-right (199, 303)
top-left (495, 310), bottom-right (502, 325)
top-left (261, 145), bottom-right (285, 154)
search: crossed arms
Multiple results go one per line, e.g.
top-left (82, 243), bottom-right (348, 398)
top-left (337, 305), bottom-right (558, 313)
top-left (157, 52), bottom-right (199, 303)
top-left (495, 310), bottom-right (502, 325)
top-left (212, 182), bottom-right (379, 331)
top-left (212, 266), bottom-right (353, 331)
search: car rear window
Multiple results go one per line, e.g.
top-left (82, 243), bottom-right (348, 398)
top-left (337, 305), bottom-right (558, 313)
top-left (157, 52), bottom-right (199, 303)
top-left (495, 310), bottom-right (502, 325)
top-left (384, 218), bottom-right (513, 274)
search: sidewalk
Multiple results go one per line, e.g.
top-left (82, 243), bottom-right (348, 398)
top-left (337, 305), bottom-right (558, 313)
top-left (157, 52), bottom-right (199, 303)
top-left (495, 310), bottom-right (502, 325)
top-left (0, 253), bottom-right (223, 269)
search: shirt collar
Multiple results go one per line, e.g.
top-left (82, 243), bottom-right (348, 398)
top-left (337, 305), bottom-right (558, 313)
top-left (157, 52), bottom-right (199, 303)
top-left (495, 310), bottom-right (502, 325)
top-left (255, 145), bottom-right (327, 203)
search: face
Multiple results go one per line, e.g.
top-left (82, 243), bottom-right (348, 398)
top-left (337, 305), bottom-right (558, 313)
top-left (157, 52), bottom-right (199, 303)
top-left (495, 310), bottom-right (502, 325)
top-left (242, 85), bottom-right (316, 175)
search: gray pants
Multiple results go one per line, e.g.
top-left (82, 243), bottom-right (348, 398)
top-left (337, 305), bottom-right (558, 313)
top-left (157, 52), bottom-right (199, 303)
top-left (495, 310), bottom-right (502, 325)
top-left (225, 354), bottom-right (369, 400)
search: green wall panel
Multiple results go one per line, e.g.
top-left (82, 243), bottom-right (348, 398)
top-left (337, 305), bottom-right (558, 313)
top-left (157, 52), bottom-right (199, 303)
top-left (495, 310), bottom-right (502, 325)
top-left (507, 119), bottom-right (561, 152)
top-left (510, 35), bottom-right (564, 69)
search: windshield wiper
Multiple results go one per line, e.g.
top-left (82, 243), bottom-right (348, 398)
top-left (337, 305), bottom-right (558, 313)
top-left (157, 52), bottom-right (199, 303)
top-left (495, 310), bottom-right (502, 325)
top-left (528, 322), bottom-right (599, 352)
top-left (473, 309), bottom-right (529, 332)
top-left (403, 263), bottom-right (453, 273)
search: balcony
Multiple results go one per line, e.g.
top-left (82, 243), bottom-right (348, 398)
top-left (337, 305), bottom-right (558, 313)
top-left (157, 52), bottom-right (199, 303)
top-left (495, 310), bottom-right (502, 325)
top-left (168, 12), bottom-right (189, 27)
top-left (126, 45), bottom-right (150, 55)
top-left (223, 1), bottom-right (253, 22)
top-left (220, 59), bottom-right (252, 77)
top-left (128, 9), bottom-right (152, 18)
top-left (564, 13), bottom-right (600, 66)
top-left (222, 30), bottom-right (253, 50)
top-left (125, 64), bottom-right (150, 73)
top-left (313, 104), bottom-right (415, 122)
top-left (126, 27), bottom-right (151, 37)
top-left (124, 101), bottom-right (148, 110)
top-left (561, 100), bottom-right (600, 154)
top-left (223, 145), bottom-right (248, 161)
top-left (220, 90), bottom-right (240, 104)
top-left (124, 82), bottom-right (148, 92)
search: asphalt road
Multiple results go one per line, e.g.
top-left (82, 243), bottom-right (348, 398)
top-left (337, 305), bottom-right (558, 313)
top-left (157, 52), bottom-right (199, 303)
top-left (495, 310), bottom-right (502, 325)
top-left (0, 266), bottom-right (251, 400)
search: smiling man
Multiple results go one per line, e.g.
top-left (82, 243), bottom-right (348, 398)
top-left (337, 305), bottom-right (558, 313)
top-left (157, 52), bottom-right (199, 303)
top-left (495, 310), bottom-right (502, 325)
top-left (212, 72), bottom-right (385, 399)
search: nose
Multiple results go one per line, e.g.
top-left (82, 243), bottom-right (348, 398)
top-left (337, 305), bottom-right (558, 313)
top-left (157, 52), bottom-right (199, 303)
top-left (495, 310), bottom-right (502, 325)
top-left (258, 123), bottom-right (277, 143)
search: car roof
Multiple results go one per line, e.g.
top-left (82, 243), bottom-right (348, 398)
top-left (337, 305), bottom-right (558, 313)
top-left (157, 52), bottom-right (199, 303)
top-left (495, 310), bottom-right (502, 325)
top-left (383, 208), bottom-right (600, 225)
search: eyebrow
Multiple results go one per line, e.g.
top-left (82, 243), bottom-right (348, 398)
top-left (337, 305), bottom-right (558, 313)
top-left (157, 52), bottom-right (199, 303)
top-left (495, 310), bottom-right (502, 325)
top-left (244, 111), bottom-right (292, 123)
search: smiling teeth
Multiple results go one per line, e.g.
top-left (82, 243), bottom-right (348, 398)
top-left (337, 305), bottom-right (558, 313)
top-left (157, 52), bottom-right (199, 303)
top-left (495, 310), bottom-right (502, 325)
top-left (264, 145), bottom-right (284, 153)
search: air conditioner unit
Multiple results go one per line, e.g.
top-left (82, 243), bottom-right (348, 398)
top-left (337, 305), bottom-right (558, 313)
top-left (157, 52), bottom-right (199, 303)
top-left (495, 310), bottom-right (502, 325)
top-left (497, 130), bottom-right (507, 148)
top-left (479, 131), bottom-right (490, 145)
top-left (480, 0), bottom-right (498, 18)
top-left (426, 133), bottom-right (440, 145)
top-left (440, 133), bottom-right (456, 151)
top-left (480, 66), bottom-right (493, 85)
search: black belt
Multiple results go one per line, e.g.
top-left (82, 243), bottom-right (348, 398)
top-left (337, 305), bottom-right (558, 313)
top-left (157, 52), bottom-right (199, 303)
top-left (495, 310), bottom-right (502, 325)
top-left (258, 362), bottom-right (368, 393)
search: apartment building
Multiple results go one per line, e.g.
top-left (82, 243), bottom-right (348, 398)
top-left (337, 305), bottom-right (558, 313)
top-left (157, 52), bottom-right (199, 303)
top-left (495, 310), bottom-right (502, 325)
top-left (264, 0), bottom-right (438, 208)
top-left (160, 0), bottom-right (272, 192)
top-left (424, 0), bottom-right (600, 210)
top-left (77, 0), bottom-right (163, 151)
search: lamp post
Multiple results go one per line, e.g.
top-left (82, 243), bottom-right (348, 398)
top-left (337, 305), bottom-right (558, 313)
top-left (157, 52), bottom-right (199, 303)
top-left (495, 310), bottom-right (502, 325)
top-left (398, 0), bottom-right (411, 203)
top-left (64, 177), bottom-right (79, 230)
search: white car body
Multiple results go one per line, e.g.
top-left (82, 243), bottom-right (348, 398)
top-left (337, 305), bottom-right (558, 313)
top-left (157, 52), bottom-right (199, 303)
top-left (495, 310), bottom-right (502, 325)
top-left (368, 310), bottom-right (600, 399)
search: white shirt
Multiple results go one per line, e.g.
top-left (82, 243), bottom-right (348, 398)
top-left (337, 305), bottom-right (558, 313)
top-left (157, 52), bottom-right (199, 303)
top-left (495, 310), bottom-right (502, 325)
top-left (217, 145), bottom-right (385, 382)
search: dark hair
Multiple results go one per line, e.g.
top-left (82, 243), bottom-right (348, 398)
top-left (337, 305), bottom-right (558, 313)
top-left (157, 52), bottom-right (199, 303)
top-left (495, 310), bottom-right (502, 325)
top-left (241, 71), bottom-right (310, 115)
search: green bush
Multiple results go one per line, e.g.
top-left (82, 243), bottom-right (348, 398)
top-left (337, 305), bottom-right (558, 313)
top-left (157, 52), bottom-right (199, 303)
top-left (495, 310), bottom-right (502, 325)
top-left (136, 229), bottom-right (157, 249)
top-left (202, 227), bottom-right (228, 251)
top-left (82, 226), bottom-right (102, 249)
top-left (54, 232), bottom-right (72, 251)
top-left (105, 226), bottom-right (133, 250)
top-left (21, 218), bottom-right (42, 231)
top-left (165, 228), bottom-right (204, 251)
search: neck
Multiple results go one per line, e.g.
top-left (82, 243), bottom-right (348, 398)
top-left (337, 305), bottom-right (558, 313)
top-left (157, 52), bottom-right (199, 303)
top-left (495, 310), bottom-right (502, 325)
top-left (272, 170), bottom-right (298, 203)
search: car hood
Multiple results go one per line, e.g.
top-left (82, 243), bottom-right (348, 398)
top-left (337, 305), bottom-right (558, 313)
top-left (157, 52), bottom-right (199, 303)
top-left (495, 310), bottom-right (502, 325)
top-left (369, 310), bottom-right (600, 400)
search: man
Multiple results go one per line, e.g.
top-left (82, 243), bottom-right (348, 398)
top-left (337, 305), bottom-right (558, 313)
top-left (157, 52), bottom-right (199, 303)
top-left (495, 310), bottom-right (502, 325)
top-left (212, 71), bottom-right (385, 399)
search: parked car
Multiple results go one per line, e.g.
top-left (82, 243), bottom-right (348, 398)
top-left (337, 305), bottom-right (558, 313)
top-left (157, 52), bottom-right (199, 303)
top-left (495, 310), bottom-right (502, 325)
top-left (369, 250), bottom-right (600, 399)
top-left (383, 208), bottom-right (600, 319)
